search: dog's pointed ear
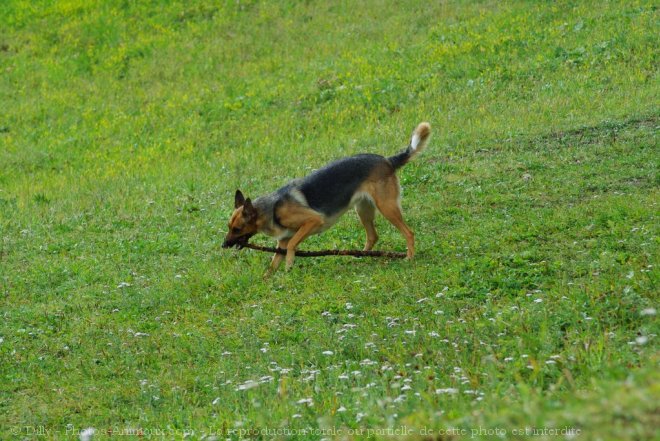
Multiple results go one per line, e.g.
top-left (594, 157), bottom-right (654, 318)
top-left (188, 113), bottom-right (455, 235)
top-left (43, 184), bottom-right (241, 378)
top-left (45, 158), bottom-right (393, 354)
top-left (243, 198), bottom-right (257, 220)
top-left (234, 190), bottom-right (246, 209)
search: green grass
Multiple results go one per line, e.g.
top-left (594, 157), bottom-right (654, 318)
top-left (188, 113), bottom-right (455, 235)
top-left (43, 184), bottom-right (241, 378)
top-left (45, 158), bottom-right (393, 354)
top-left (1, 0), bottom-right (658, 440)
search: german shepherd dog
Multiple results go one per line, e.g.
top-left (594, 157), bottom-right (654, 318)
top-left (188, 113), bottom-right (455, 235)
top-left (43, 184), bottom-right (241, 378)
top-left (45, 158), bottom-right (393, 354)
top-left (223, 122), bottom-right (431, 275)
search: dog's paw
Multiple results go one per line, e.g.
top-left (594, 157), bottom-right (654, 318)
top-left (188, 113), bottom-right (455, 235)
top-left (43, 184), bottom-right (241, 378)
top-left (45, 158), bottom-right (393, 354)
top-left (285, 253), bottom-right (295, 271)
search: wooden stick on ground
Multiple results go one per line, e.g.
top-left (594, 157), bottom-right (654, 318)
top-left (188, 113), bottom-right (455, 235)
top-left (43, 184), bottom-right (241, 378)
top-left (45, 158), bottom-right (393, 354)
top-left (243, 243), bottom-right (407, 258)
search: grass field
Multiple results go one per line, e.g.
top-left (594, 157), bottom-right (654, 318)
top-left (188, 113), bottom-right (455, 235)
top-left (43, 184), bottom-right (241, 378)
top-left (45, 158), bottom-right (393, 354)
top-left (1, 1), bottom-right (658, 440)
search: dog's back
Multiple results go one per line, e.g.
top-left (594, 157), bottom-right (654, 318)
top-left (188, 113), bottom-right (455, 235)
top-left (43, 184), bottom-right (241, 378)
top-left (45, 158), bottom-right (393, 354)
top-left (297, 154), bottom-right (389, 217)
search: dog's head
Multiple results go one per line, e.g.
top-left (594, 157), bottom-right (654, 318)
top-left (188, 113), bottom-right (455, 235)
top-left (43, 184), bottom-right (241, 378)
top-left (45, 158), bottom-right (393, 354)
top-left (222, 190), bottom-right (258, 249)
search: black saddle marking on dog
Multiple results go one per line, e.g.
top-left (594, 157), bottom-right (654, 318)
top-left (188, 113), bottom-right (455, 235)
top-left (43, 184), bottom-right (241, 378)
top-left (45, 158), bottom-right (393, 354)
top-left (299, 154), bottom-right (386, 217)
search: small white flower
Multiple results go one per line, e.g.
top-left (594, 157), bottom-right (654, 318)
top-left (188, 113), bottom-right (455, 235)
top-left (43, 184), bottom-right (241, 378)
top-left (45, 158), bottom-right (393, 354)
top-left (322, 351), bottom-right (334, 356)
top-left (356, 412), bottom-right (366, 422)
top-left (236, 380), bottom-right (259, 391)
top-left (641, 308), bottom-right (656, 316)
top-left (545, 360), bottom-right (557, 365)
top-left (436, 388), bottom-right (458, 394)
top-left (292, 414), bottom-right (302, 418)
top-left (636, 336), bottom-right (648, 345)
top-left (386, 317), bottom-right (399, 327)
top-left (404, 330), bottom-right (416, 335)
top-left (117, 282), bottom-right (131, 289)
top-left (345, 302), bottom-right (353, 310)
top-left (534, 298), bottom-right (543, 303)
top-left (212, 397), bottom-right (220, 405)
top-left (297, 398), bottom-right (313, 406)
top-left (80, 428), bottom-right (95, 441)
top-left (417, 297), bottom-right (429, 303)
top-left (504, 357), bottom-right (514, 362)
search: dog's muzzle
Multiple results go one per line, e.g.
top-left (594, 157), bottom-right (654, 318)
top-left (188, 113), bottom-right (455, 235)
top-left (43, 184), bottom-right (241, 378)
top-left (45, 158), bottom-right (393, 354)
top-left (222, 233), bottom-right (254, 249)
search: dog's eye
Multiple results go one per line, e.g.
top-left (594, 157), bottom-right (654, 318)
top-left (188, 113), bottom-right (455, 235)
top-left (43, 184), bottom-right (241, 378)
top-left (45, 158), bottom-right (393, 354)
top-left (231, 227), bottom-right (241, 234)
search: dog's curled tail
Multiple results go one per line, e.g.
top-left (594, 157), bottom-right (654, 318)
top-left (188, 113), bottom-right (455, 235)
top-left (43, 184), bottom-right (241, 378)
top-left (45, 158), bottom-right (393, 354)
top-left (388, 122), bottom-right (431, 170)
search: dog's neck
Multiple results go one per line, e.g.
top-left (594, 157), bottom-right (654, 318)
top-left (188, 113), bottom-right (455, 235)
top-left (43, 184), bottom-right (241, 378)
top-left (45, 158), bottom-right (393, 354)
top-left (252, 195), bottom-right (288, 239)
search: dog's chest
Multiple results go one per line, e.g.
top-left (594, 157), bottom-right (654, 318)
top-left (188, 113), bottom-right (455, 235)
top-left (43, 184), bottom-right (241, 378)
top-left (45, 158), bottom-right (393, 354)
top-left (261, 223), bottom-right (294, 241)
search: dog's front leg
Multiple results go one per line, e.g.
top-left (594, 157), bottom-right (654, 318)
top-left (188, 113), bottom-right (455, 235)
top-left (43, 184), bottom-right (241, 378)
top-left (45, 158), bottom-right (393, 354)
top-left (285, 218), bottom-right (323, 271)
top-left (264, 239), bottom-right (289, 277)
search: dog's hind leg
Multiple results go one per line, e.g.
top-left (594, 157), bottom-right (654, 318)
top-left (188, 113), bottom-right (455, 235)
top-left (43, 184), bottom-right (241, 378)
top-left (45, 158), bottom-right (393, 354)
top-left (377, 201), bottom-right (415, 259)
top-left (355, 199), bottom-right (378, 251)
top-left (373, 179), bottom-right (415, 259)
